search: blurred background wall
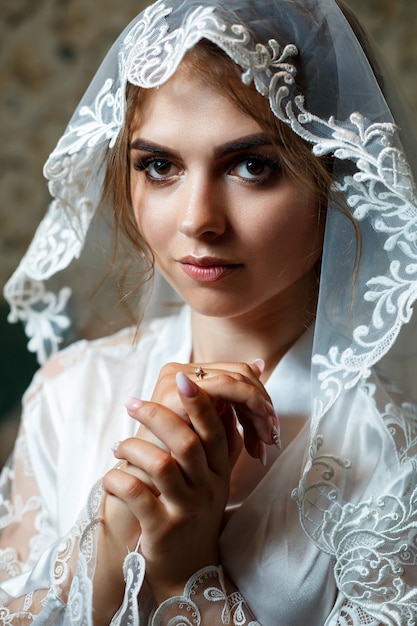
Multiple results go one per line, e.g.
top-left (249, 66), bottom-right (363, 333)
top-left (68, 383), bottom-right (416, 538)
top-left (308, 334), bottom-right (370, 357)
top-left (1, 0), bottom-right (416, 467)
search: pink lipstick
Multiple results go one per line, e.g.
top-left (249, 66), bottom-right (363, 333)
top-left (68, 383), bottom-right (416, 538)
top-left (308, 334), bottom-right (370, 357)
top-left (178, 256), bottom-right (240, 282)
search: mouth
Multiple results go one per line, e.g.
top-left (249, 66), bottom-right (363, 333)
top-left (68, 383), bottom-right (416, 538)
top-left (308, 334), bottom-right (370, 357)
top-left (178, 256), bottom-right (241, 282)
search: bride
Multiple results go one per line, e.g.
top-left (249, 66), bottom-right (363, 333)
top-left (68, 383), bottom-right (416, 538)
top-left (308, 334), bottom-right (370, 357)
top-left (2, 1), bottom-right (417, 624)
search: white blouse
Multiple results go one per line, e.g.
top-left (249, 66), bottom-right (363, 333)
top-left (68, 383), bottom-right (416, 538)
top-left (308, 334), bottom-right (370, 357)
top-left (1, 306), bottom-right (416, 625)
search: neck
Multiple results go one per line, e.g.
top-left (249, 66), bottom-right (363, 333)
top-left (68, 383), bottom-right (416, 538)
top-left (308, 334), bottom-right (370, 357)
top-left (190, 274), bottom-right (317, 381)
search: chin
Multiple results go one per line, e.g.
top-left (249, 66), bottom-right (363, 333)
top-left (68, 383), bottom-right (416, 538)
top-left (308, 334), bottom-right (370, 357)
top-left (184, 295), bottom-right (254, 320)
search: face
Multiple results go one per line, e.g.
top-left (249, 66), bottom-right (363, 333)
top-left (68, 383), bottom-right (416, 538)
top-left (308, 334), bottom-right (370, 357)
top-left (129, 67), bottom-right (324, 325)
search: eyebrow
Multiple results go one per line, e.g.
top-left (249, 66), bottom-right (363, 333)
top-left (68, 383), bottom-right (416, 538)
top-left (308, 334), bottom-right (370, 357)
top-left (129, 133), bottom-right (274, 159)
top-left (129, 139), bottom-right (178, 160)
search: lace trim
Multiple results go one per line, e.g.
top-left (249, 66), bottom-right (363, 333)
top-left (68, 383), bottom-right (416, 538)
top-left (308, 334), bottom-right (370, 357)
top-left (4, 0), bottom-right (417, 389)
top-left (0, 606), bottom-right (34, 625)
top-left (296, 474), bottom-right (417, 623)
top-left (0, 494), bottom-right (41, 532)
top-left (337, 600), bottom-right (380, 626)
top-left (65, 549), bottom-right (93, 624)
top-left (381, 399), bottom-right (417, 472)
top-left (110, 551), bottom-right (146, 626)
top-left (293, 381), bottom-right (417, 624)
top-left (113, 5), bottom-right (417, 418)
top-left (150, 565), bottom-right (260, 626)
top-left (0, 548), bottom-right (23, 579)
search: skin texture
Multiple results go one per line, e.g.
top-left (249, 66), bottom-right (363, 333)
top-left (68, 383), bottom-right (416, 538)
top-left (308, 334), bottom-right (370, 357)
top-left (130, 68), bottom-right (323, 357)
top-left (96, 66), bottom-right (324, 622)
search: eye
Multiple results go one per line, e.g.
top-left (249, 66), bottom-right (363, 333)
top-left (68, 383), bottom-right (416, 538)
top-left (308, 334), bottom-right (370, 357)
top-left (133, 157), bottom-right (180, 181)
top-left (230, 156), bottom-right (281, 182)
top-left (147, 159), bottom-right (176, 179)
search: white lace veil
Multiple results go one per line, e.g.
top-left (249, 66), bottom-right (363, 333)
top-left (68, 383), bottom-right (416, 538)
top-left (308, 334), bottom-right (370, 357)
top-left (4, 0), bottom-right (417, 427)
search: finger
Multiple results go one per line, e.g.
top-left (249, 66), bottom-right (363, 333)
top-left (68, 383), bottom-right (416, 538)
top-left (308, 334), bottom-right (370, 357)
top-left (175, 372), bottom-right (231, 478)
top-left (150, 361), bottom-right (273, 439)
top-left (103, 464), bottom-right (163, 526)
top-left (231, 408), bottom-right (259, 458)
top-left (249, 358), bottom-right (265, 378)
top-left (114, 437), bottom-right (196, 505)
top-left (161, 360), bottom-right (266, 395)
top-left (112, 441), bottom-right (160, 495)
top-left (220, 403), bottom-right (244, 466)
top-left (190, 374), bottom-right (277, 446)
top-left (190, 360), bottom-right (266, 389)
top-left (125, 398), bottom-right (215, 484)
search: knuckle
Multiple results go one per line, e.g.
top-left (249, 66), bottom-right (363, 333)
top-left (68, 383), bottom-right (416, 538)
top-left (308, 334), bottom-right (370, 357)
top-left (237, 362), bottom-right (257, 382)
top-left (102, 468), bottom-right (117, 492)
top-left (234, 362), bottom-right (261, 385)
top-left (159, 362), bottom-right (181, 378)
top-left (216, 372), bottom-right (233, 385)
top-left (176, 431), bottom-right (200, 458)
top-left (235, 372), bottom-right (249, 384)
top-left (154, 363), bottom-right (184, 401)
top-left (218, 371), bottom-right (247, 385)
top-left (124, 474), bottom-right (145, 501)
top-left (205, 429), bottom-right (225, 449)
top-left (237, 361), bottom-right (252, 374)
top-left (151, 453), bottom-right (174, 478)
top-left (142, 402), bottom-right (161, 422)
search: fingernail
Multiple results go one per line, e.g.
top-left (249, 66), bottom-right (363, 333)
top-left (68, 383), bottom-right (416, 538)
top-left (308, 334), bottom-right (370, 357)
top-left (257, 441), bottom-right (267, 466)
top-left (176, 371), bottom-right (198, 398)
top-left (271, 425), bottom-right (281, 450)
top-left (124, 397), bottom-right (143, 412)
top-left (265, 400), bottom-right (276, 417)
top-left (251, 358), bottom-right (265, 374)
top-left (111, 441), bottom-right (121, 456)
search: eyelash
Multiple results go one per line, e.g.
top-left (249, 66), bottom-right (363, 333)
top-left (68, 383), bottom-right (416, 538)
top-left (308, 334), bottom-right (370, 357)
top-left (132, 154), bottom-right (282, 186)
top-left (133, 158), bottom-right (180, 184)
top-left (231, 155), bottom-right (282, 185)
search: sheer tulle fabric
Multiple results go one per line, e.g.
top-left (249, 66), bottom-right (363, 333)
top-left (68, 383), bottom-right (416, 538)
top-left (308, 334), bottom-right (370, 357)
top-left (2, 0), bottom-right (417, 623)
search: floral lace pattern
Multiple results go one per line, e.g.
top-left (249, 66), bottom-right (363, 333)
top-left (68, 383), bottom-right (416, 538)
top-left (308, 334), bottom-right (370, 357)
top-left (0, 436), bottom-right (44, 601)
top-left (4, 0), bottom-right (417, 393)
top-left (337, 600), bottom-right (380, 626)
top-left (293, 377), bottom-right (417, 625)
top-left (0, 444), bottom-right (104, 625)
top-left (4, 145), bottom-right (101, 363)
top-left (150, 565), bottom-right (260, 626)
top-left (110, 551), bottom-right (146, 626)
top-left (2, 1), bottom-right (417, 624)
top-left (2, 435), bottom-right (259, 626)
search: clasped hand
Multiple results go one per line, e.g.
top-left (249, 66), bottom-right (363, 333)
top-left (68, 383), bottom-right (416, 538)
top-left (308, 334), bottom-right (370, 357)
top-left (103, 360), bottom-right (278, 601)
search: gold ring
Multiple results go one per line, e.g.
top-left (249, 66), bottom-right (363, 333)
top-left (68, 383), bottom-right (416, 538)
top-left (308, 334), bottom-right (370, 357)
top-left (195, 366), bottom-right (206, 380)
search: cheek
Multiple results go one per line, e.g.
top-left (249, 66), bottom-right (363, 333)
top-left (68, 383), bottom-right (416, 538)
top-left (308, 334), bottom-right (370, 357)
top-left (252, 192), bottom-right (323, 262)
top-left (132, 197), bottom-right (171, 251)
top-left (130, 182), bottom-right (151, 238)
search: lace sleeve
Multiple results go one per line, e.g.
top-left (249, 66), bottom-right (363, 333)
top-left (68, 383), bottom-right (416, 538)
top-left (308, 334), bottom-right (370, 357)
top-left (0, 421), bottom-right (104, 622)
top-left (148, 565), bottom-right (260, 626)
top-left (0, 427), bottom-right (159, 625)
top-left (336, 600), bottom-right (383, 626)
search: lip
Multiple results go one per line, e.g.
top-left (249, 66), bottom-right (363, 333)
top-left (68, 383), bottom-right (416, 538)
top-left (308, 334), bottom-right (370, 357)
top-left (178, 256), bottom-right (241, 282)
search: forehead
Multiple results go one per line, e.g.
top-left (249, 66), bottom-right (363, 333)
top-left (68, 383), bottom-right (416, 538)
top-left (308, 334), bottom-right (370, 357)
top-left (130, 67), bottom-right (264, 144)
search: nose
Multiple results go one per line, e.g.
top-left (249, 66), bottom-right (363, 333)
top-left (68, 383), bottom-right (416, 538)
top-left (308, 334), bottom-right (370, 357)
top-left (177, 172), bottom-right (227, 239)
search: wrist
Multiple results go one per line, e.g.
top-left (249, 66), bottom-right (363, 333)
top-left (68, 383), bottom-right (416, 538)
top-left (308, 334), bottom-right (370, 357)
top-left (147, 553), bottom-right (220, 604)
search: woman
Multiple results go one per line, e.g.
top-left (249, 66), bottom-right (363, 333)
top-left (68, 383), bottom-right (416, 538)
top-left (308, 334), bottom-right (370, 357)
top-left (1, 0), bottom-right (417, 624)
